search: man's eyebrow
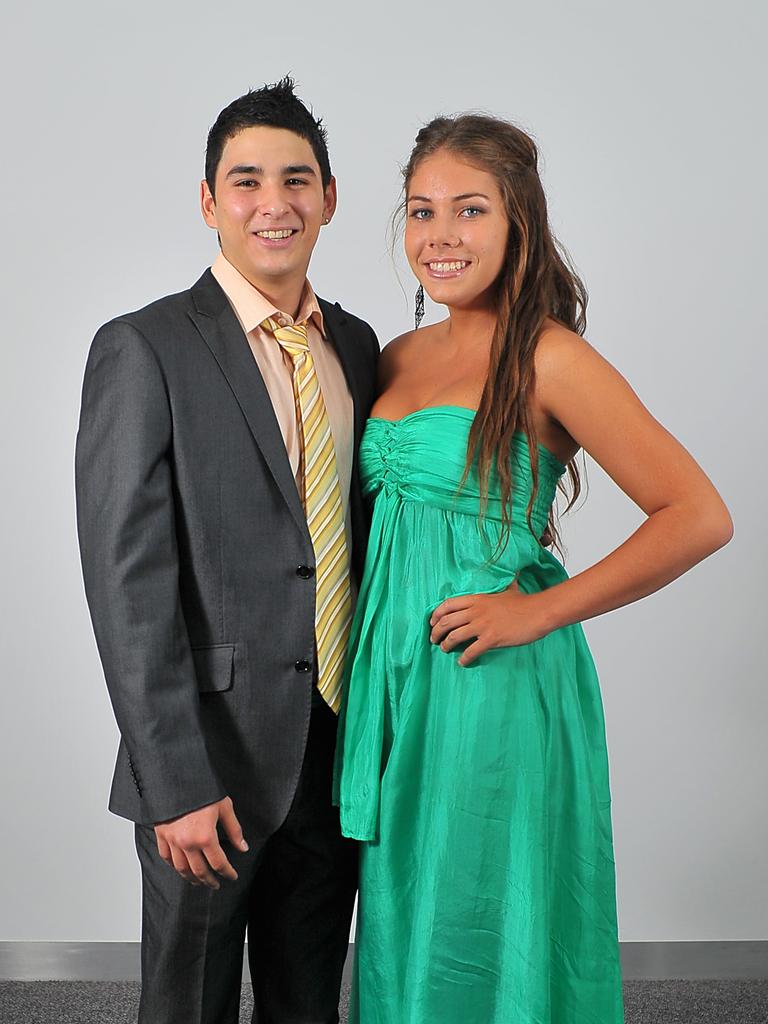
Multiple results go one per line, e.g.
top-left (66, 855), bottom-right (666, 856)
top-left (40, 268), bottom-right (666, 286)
top-left (226, 164), bottom-right (262, 178)
top-left (284, 164), bottom-right (316, 176)
top-left (407, 192), bottom-right (490, 203)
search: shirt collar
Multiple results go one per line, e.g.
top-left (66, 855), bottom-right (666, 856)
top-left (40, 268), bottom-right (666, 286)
top-left (211, 251), bottom-right (325, 337)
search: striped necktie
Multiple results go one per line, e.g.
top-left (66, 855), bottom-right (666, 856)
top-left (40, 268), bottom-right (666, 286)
top-left (263, 316), bottom-right (352, 713)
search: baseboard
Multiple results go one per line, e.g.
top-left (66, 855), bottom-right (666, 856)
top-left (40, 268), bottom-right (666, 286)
top-left (0, 940), bottom-right (765, 982)
top-left (619, 941), bottom-right (767, 980)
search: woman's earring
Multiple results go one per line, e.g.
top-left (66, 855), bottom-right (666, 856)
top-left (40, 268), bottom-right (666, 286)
top-left (415, 284), bottom-right (425, 329)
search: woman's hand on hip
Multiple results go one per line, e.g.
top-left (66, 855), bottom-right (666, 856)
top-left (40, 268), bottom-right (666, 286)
top-left (429, 581), bottom-right (553, 667)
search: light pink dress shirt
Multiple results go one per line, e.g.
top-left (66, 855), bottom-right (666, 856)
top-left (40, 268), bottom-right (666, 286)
top-left (211, 253), bottom-right (354, 530)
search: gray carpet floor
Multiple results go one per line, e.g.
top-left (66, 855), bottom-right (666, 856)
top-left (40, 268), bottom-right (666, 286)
top-left (1, 980), bottom-right (767, 1023)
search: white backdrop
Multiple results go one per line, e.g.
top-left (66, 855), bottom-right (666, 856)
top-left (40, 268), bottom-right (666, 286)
top-left (1, 0), bottom-right (765, 942)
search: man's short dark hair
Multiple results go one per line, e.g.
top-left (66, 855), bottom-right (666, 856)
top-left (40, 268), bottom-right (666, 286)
top-left (205, 77), bottom-right (332, 197)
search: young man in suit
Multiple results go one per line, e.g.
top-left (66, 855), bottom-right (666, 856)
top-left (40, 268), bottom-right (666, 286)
top-left (76, 78), bottom-right (379, 1024)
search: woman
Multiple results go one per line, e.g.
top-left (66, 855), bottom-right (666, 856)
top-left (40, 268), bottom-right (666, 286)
top-left (335, 114), bottom-right (732, 1023)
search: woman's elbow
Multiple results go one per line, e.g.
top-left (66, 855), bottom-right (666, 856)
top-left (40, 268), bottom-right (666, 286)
top-left (701, 499), bottom-right (734, 554)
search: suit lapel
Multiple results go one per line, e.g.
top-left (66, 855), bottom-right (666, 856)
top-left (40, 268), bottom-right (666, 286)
top-left (187, 270), bottom-right (308, 538)
top-left (319, 298), bottom-right (366, 453)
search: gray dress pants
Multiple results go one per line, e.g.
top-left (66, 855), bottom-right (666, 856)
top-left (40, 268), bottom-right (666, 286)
top-left (134, 689), bottom-right (358, 1024)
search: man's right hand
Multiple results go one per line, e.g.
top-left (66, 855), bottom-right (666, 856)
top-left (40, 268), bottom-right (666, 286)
top-left (154, 796), bottom-right (249, 889)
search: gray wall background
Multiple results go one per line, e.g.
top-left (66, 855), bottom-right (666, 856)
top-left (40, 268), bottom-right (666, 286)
top-left (1, 0), bottom-right (765, 943)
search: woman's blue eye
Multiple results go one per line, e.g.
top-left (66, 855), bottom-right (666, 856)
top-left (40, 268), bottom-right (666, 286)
top-left (410, 208), bottom-right (432, 220)
top-left (460, 206), bottom-right (483, 217)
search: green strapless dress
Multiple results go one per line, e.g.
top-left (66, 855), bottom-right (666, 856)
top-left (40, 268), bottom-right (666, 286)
top-left (335, 406), bottom-right (624, 1024)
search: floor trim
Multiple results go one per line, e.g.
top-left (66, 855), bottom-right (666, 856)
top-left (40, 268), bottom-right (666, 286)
top-left (1, 941), bottom-right (766, 982)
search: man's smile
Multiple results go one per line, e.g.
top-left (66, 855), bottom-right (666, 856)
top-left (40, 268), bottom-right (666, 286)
top-left (251, 227), bottom-right (301, 248)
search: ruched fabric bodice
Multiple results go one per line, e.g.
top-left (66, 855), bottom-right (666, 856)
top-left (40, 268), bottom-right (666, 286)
top-left (361, 405), bottom-right (562, 534)
top-left (335, 406), bottom-right (624, 1024)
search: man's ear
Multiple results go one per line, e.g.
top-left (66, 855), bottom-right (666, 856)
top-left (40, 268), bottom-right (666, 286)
top-left (322, 176), bottom-right (338, 224)
top-left (201, 179), bottom-right (218, 229)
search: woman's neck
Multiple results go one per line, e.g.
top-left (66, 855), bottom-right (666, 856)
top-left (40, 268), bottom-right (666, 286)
top-left (444, 304), bottom-right (497, 355)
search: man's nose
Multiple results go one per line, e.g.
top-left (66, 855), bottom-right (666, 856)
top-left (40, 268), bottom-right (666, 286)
top-left (256, 185), bottom-right (290, 217)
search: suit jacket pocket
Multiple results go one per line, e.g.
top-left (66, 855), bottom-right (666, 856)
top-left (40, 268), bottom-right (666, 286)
top-left (192, 644), bottom-right (235, 693)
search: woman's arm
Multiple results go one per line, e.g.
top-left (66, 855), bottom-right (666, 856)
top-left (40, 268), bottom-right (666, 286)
top-left (430, 326), bottom-right (733, 664)
top-left (532, 326), bottom-right (733, 632)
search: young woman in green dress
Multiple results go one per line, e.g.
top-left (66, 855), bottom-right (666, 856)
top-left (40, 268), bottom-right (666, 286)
top-left (335, 114), bottom-right (732, 1024)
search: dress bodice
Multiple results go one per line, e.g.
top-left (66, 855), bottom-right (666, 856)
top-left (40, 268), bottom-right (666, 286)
top-left (360, 405), bottom-right (566, 540)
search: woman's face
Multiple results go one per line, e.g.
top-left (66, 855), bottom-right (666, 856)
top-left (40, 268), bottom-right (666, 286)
top-left (405, 149), bottom-right (509, 313)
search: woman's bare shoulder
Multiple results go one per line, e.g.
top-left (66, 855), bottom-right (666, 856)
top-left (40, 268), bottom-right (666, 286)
top-left (378, 322), bottom-right (444, 385)
top-left (534, 320), bottom-right (595, 382)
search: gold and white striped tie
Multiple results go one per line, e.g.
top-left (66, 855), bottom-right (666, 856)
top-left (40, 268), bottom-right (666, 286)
top-left (263, 316), bottom-right (352, 713)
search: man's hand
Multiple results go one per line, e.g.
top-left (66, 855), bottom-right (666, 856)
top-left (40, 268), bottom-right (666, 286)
top-left (154, 796), bottom-right (248, 889)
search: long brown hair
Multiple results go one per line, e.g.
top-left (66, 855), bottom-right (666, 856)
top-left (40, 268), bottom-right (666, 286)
top-left (401, 114), bottom-right (586, 554)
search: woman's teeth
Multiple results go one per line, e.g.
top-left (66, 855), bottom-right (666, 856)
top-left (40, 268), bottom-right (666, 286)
top-left (428, 261), bottom-right (468, 272)
top-left (256, 229), bottom-right (294, 239)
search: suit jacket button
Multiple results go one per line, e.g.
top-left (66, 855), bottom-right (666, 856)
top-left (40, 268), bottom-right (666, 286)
top-left (296, 565), bottom-right (315, 579)
top-left (295, 660), bottom-right (312, 673)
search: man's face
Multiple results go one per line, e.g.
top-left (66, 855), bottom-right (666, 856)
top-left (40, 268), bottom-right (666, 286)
top-left (201, 126), bottom-right (336, 296)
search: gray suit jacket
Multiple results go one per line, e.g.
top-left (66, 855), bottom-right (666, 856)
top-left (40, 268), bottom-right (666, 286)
top-left (75, 269), bottom-right (379, 833)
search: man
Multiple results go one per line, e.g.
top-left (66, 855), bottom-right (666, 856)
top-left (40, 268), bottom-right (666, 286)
top-left (75, 78), bottom-right (379, 1024)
